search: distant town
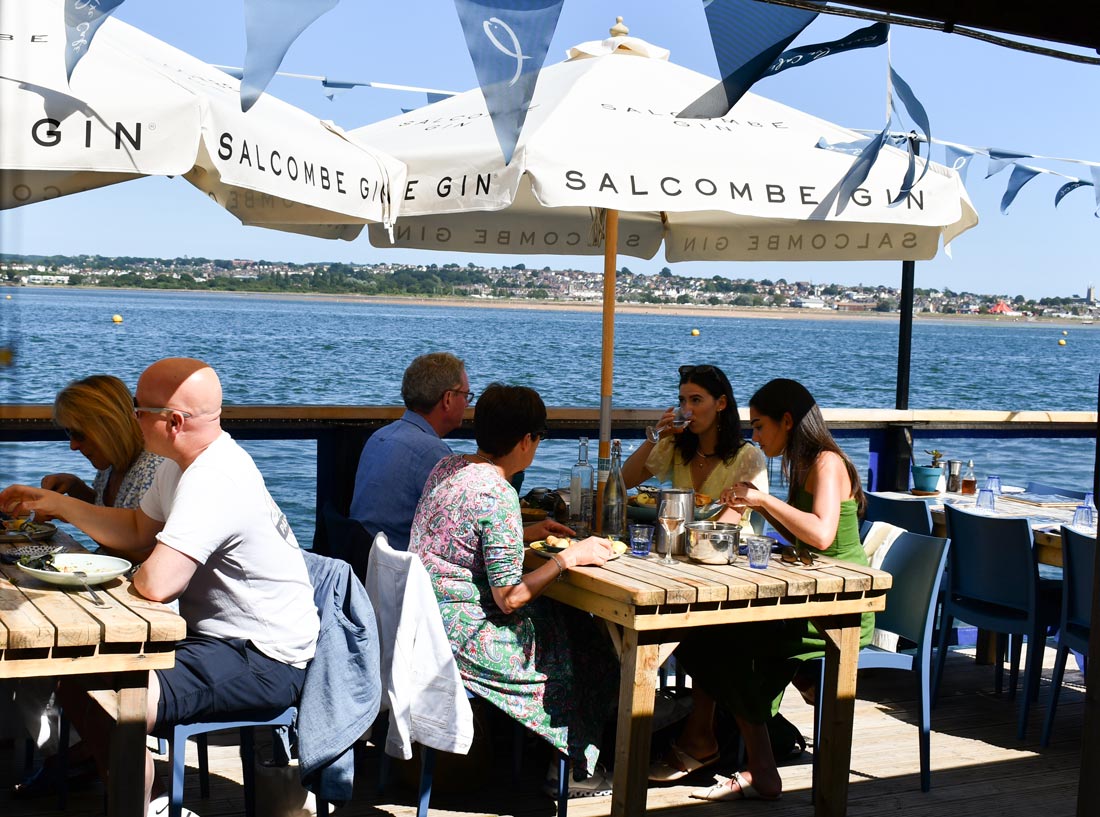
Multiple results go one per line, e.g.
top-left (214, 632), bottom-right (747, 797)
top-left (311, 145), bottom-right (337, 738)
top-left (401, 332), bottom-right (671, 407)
top-left (2, 253), bottom-right (1097, 320)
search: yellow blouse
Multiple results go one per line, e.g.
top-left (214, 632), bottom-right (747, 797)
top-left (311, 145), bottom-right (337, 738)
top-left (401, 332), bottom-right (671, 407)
top-left (644, 437), bottom-right (770, 499)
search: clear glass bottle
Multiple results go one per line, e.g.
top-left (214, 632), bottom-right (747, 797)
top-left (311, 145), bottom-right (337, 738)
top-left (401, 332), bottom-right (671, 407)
top-left (960, 460), bottom-right (977, 495)
top-left (600, 439), bottom-right (627, 540)
top-left (569, 437), bottom-right (594, 537)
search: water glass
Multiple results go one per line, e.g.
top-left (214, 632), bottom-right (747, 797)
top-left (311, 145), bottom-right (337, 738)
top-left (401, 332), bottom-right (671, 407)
top-left (747, 537), bottom-right (771, 569)
top-left (976, 487), bottom-right (996, 512)
top-left (1072, 504), bottom-right (1096, 529)
top-left (1085, 491), bottom-right (1096, 510)
top-left (628, 524), bottom-right (654, 558)
top-left (985, 474), bottom-right (1002, 494)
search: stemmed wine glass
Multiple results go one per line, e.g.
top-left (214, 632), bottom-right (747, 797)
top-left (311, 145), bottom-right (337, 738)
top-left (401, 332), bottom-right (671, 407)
top-left (656, 498), bottom-right (684, 566)
top-left (646, 407), bottom-right (694, 444)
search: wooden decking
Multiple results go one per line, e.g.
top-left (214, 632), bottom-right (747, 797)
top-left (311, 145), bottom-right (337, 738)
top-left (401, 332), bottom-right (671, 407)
top-left (1, 645), bottom-right (1084, 817)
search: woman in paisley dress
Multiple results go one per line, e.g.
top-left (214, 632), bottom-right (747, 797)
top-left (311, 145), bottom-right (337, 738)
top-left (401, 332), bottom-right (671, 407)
top-left (410, 383), bottom-right (620, 795)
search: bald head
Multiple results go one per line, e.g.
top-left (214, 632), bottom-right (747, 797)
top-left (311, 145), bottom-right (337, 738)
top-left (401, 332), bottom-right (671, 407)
top-left (138, 358), bottom-right (222, 418)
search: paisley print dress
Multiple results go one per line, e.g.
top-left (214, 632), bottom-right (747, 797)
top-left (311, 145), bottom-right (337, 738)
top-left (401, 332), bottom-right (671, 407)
top-left (409, 455), bottom-right (617, 775)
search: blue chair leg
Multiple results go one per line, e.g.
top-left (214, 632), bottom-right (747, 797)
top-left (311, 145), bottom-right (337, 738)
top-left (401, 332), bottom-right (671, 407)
top-left (932, 611), bottom-right (954, 706)
top-left (196, 733), bottom-right (210, 798)
top-left (557, 752), bottom-right (569, 817)
top-left (916, 661), bottom-right (931, 792)
top-left (1007, 634), bottom-right (1022, 701)
top-left (993, 633), bottom-right (1006, 696)
top-left (169, 728), bottom-right (189, 817)
top-left (241, 728), bottom-right (256, 817)
top-left (1041, 643), bottom-right (1069, 747)
top-left (1018, 627), bottom-right (1046, 740)
top-left (417, 744), bottom-right (436, 817)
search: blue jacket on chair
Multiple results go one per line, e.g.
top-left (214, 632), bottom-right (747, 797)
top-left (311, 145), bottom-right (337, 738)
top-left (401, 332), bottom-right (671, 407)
top-left (299, 551), bottom-right (381, 804)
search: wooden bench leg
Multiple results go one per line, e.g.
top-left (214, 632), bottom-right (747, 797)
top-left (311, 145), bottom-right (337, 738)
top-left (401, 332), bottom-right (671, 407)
top-left (812, 614), bottom-right (861, 817)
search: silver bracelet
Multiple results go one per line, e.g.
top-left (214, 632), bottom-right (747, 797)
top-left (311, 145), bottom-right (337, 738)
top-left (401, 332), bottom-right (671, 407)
top-left (549, 553), bottom-right (566, 581)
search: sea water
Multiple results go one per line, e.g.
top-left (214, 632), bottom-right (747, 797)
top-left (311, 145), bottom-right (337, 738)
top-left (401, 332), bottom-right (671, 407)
top-left (1, 287), bottom-right (1097, 542)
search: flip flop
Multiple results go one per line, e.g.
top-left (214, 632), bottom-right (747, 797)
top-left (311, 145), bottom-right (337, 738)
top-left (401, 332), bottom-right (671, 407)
top-left (647, 742), bottom-right (720, 783)
top-left (689, 771), bottom-right (782, 802)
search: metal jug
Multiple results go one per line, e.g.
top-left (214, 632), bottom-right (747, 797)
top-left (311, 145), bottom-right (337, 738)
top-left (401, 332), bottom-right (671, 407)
top-left (655, 488), bottom-right (694, 556)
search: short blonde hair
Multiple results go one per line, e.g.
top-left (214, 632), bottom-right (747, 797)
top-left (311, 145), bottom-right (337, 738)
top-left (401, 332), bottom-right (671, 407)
top-left (53, 375), bottom-right (144, 473)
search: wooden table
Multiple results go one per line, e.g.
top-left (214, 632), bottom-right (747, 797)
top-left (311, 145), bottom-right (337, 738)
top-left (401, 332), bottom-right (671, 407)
top-left (0, 534), bottom-right (185, 816)
top-left (525, 548), bottom-right (891, 817)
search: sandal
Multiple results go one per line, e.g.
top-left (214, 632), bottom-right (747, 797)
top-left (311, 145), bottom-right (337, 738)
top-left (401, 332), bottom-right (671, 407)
top-left (647, 742), bottom-right (720, 783)
top-left (690, 771), bottom-right (782, 802)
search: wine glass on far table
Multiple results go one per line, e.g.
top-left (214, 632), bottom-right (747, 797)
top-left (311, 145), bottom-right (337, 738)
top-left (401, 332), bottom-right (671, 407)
top-left (656, 498), bottom-right (684, 566)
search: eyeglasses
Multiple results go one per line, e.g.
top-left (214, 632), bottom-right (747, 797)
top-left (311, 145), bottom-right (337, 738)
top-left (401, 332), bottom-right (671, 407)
top-left (134, 405), bottom-right (193, 418)
top-left (63, 427), bottom-right (86, 443)
top-left (445, 389), bottom-right (475, 404)
top-left (532, 426), bottom-right (549, 441)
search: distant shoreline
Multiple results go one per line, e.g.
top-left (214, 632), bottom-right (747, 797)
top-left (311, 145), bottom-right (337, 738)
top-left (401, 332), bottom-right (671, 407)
top-left (14, 285), bottom-right (1098, 327)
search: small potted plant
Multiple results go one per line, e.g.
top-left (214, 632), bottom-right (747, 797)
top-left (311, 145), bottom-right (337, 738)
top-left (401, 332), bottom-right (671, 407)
top-left (912, 449), bottom-right (945, 492)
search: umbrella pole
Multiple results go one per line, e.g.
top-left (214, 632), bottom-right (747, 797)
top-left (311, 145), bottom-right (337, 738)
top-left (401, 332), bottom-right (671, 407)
top-left (594, 209), bottom-right (619, 533)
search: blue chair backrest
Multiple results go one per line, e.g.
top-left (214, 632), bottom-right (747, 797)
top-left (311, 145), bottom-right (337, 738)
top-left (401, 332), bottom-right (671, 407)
top-left (865, 492), bottom-right (933, 536)
top-left (1060, 526), bottom-right (1096, 630)
top-left (943, 505), bottom-right (1037, 613)
top-left (1025, 481), bottom-right (1087, 501)
top-left (876, 532), bottom-right (950, 647)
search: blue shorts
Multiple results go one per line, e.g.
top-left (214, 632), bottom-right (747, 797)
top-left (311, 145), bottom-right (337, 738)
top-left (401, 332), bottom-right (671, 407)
top-left (153, 634), bottom-right (306, 731)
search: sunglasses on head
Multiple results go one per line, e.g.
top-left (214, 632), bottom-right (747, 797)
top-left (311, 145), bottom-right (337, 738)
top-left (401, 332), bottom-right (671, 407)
top-left (63, 427), bottom-right (86, 443)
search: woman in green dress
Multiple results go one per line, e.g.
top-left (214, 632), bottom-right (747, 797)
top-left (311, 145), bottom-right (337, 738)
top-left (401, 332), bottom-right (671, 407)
top-left (679, 378), bottom-right (872, 802)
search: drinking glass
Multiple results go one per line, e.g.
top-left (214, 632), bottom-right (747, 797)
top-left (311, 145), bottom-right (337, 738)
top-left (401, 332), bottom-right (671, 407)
top-left (656, 499), bottom-right (684, 565)
top-left (985, 474), bottom-right (1002, 494)
top-left (976, 487), bottom-right (996, 512)
top-left (671, 407), bottom-right (693, 431)
top-left (1072, 504), bottom-right (1096, 529)
top-left (1084, 491), bottom-right (1096, 511)
top-left (645, 408), bottom-right (694, 444)
top-left (746, 537), bottom-right (771, 569)
top-left (628, 524), bottom-right (654, 558)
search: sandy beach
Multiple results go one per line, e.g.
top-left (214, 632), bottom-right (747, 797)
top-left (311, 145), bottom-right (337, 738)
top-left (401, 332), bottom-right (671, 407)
top-left (18, 284), bottom-right (1096, 327)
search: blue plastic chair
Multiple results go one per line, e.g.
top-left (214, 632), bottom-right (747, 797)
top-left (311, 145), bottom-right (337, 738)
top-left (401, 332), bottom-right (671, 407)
top-left (164, 706), bottom-right (298, 817)
top-left (1023, 482), bottom-right (1087, 501)
top-left (416, 718), bottom-right (569, 817)
top-left (864, 492), bottom-right (934, 536)
top-left (934, 505), bottom-right (1060, 740)
top-left (1040, 526), bottom-right (1095, 747)
top-left (810, 532), bottom-right (949, 792)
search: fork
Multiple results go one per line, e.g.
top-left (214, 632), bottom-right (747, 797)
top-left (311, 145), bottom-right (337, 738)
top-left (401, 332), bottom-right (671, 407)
top-left (73, 571), bottom-right (108, 607)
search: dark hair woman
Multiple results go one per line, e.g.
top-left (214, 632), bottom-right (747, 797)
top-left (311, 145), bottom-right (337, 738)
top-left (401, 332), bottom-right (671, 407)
top-left (409, 383), bottom-right (619, 796)
top-left (672, 378), bottom-right (873, 803)
top-left (621, 364), bottom-right (767, 524)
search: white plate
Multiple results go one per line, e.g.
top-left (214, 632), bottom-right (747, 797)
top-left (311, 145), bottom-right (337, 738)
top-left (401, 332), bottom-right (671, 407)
top-left (17, 554), bottom-right (132, 587)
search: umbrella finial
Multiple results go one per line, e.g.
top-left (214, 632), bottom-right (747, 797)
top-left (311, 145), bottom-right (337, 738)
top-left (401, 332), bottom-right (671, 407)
top-left (610, 16), bottom-right (629, 37)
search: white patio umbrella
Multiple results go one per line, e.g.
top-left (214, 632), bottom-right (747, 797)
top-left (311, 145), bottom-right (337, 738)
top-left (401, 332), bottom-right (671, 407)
top-left (0, 0), bottom-right (403, 235)
top-left (349, 27), bottom-right (978, 491)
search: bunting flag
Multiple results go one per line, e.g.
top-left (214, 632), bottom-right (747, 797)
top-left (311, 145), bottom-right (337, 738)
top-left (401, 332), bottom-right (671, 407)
top-left (63, 0), bottom-right (127, 80)
top-left (985, 148), bottom-right (1033, 178)
top-left (820, 53), bottom-right (933, 216)
top-left (759, 21), bottom-right (888, 82)
top-left (452, 0), bottom-right (564, 164)
top-left (241, 0), bottom-right (339, 112)
top-left (679, 0), bottom-right (819, 118)
top-left (999, 164), bottom-right (1044, 213)
top-left (943, 144), bottom-right (976, 185)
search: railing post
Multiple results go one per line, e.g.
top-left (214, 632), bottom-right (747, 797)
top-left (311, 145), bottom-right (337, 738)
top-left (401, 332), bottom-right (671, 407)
top-left (866, 425), bottom-right (913, 492)
top-left (313, 428), bottom-right (369, 553)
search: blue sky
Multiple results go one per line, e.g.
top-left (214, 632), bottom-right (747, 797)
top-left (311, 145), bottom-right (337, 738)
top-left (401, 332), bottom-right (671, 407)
top-left (3, 1), bottom-right (1098, 299)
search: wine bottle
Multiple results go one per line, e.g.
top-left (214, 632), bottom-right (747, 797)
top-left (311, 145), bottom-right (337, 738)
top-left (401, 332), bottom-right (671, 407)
top-left (569, 437), bottom-right (594, 537)
top-left (601, 439), bottom-right (627, 540)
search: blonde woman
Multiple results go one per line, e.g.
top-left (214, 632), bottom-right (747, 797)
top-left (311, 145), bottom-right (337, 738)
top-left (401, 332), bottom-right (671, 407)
top-left (42, 374), bottom-right (162, 509)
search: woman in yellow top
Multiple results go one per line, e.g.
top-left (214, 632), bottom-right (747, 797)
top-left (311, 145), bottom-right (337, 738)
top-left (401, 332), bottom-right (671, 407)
top-left (622, 363), bottom-right (768, 524)
top-left (623, 365), bottom-right (771, 785)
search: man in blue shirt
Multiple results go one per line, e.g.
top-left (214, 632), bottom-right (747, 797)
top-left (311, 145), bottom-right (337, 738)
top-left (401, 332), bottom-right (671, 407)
top-left (350, 352), bottom-right (471, 550)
